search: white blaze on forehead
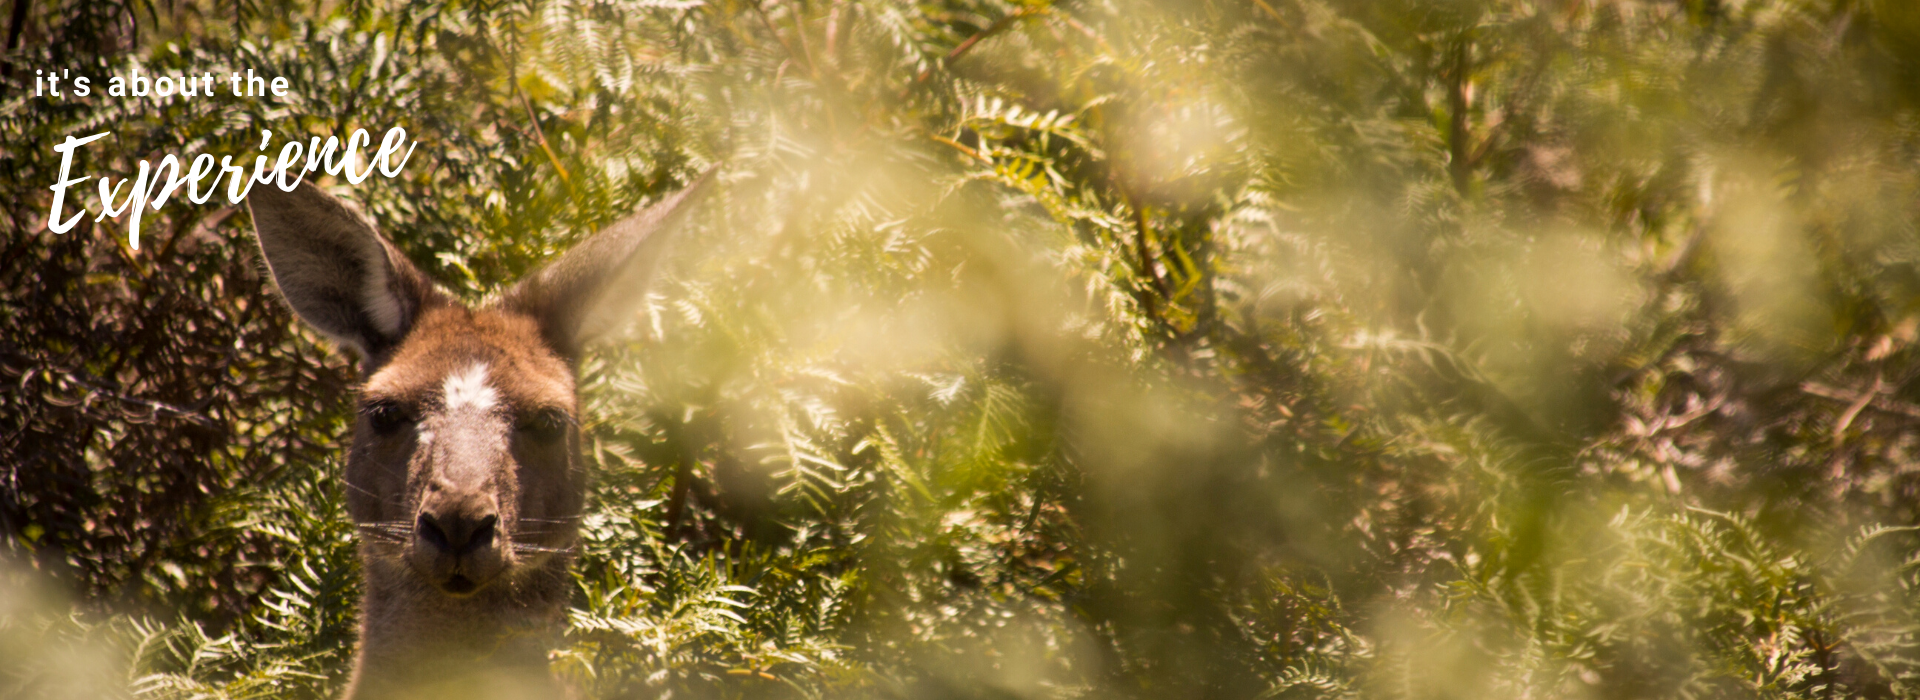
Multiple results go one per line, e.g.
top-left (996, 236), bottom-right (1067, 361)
top-left (442, 363), bottom-right (497, 412)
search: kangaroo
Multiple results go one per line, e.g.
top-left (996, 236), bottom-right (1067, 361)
top-left (246, 173), bottom-right (713, 699)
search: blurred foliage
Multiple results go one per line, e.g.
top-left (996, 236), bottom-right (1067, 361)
top-left (7, 0), bottom-right (1920, 698)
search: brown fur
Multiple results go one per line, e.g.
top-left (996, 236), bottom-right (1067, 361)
top-left (344, 304), bottom-right (582, 699)
top-left (246, 175), bottom-right (713, 700)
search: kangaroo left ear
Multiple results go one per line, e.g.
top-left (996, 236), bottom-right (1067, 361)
top-left (496, 170), bottom-right (718, 360)
top-left (249, 181), bottom-right (444, 366)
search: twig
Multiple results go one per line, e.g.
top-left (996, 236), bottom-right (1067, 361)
top-left (1445, 37), bottom-right (1473, 197)
top-left (824, 0), bottom-right (845, 66)
top-left (928, 133), bottom-right (989, 162)
top-left (1832, 374), bottom-right (1884, 444)
top-left (3, 0), bottom-right (29, 78)
top-left (16, 356), bottom-right (213, 427)
top-left (905, 8), bottom-right (1047, 93)
top-left (753, 0), bottom-right (816, 81)
top-left (1249, 0), bottom-right (1294, 30)
top-left (1132, 203), bottom-right (1167, 297)
top-left (520, 91), bottom-right (573, 187)
top-left (1802, 381), bottom-right (1920, 420)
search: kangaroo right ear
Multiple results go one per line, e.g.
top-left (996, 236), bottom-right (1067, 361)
top-left (247, 182), bottom-right (440, 363)
top-left (496, 171), bottom-right (717, 361)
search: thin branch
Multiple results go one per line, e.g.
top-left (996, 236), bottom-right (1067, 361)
top-left (11, 354), bottom-right (214, 427)
top-left (1130, 201), bottom-right (1168, 298)
top-left (753, 0), bottom-right (816, 81)
top-left (1802, 381), bottom-right (1920, 421)
top-left (1832, 374), bottom-right (1884, 445)
top-left (3, 0), bottom-right (29, 78)
top-left (1445, 36), bottom-right (1473, 197)
top-left (929, 133), bottom-right (989, 162)
top-left (824, 0), bottom-right (845, 66)
top-left (520, 90), bottom-right (574, 187)
top-left (906, 8), bottom-right (1047, 92)
top-left (1249, 0), bottom-right (1294, 30)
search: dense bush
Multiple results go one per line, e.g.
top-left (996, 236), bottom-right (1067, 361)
top-left (7, 0), bottom-right (1920, 698)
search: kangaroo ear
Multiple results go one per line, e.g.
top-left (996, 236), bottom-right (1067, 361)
top-left (247, 182), bottom-right (440, 363)
top-left (497, 171), bottom-right (717, 360)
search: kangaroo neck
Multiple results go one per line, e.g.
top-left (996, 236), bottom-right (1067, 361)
top-left (344, 553), bottom-right (573, 700)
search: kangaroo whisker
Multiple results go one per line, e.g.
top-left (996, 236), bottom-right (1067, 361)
top-left (511, 543), bottom-right (577, 555)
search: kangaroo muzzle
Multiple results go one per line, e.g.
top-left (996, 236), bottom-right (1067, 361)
top-left (410, 415), bottom-right (513, 595)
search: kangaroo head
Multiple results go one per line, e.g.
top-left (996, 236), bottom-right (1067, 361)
top-left (247, 177), bottom-right (709, 601)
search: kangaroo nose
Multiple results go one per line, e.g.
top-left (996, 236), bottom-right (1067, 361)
top-left (416, 507), bottom-right (498, 556)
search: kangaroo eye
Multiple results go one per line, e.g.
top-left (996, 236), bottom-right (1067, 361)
top-left (519, 408), bottom-right (569, 445)
top-left (364, 401), bottom-right (414, 435)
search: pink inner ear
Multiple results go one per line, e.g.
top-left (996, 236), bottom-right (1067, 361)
top-left (357, 241), bottom-right (406, 340)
